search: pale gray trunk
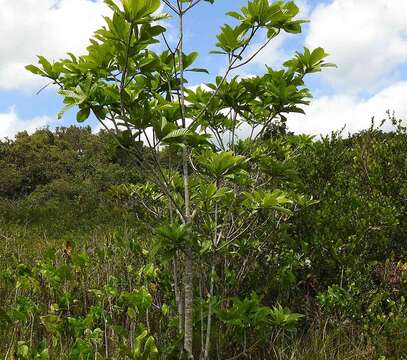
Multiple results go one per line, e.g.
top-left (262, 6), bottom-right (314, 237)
top-left (184, 242), bottom-right (194, 357)
top-left (183, 147), bottom-right (193, 358)
top-left (177, 5), bottom-right (194, 358)
top-left (173, 255), bottom-right (184, 334)
top-left (203, 200), bottom-right (219, 359)
top-left (203, 264), bottom-right (215, 359)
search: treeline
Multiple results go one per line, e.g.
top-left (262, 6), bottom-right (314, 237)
top-left (0, 122), bottom-right (406, 359)
top-left (0, 126), bottom-right (142, 234)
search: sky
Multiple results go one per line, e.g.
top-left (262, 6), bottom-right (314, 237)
top-left (1, 0), bottom-right (407, 139)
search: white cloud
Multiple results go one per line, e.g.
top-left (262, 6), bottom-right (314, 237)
top-left (0, 107), bottom-right (52, 139)
top-left (305, 0), bottom-right (407, 93)
top-left (246, 33), bottom-right (288, 70)
top-left (288, 81), bottom-right (407, 136)
top-left (240, 0), bottom-right (407, 135)
top-left (0, 0), bottom-right (110, 91)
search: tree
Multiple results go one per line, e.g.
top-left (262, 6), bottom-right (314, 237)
top-left (27, 0), bottom-right (334, 357)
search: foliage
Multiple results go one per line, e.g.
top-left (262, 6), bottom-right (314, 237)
top-left (1, 119), bottom-right (406, 358)
top-left (26, 0), bottom-right (334, 356)
top-left (0, 0), bottom-right (402, 358)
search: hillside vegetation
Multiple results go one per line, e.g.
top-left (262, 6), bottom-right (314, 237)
top-left (1, 121), bottom-right (406, 359)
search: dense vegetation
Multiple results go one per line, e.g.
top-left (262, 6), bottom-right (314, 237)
top-left (1, 0), bottom-right (406, 358)
top-left (1, 120), bottom-right (406, 359)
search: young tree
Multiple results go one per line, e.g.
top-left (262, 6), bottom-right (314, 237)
top-left (27, 0), bottom-right (334, 357)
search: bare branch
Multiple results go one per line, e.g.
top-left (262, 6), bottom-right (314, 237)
top-left (163, 0), bottom-right (179, 14)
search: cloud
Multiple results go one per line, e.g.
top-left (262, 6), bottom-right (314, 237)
top-left (305, 0), bottom-right (407, 93)
top-left (0, 0), bottom-right (110, 91)
top-left (235, 0), bottom-right (407, 136)
top-left (0, 107), bottom-right (52, 139)
top-left (246, 33), bottom-right (288, 70)
top-left (288, 81), bottom-right (407, 136)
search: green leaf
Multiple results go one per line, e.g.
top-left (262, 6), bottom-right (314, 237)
top-left (243, 190), bottom-right (293, 213)
top-left (309, 47), bottom-right (326, 64)
top-left (57, 104), bottom-right (75, 120)
top-left (122, 0), bottom-right (161, 23)
top-left (161, 128), bottom-right (211, 148)
top-left (37, 56), bottom-right (53, 75)
top-left (209, 50), bottom-right (227, 55)
top-left (76, 107), bottom-right (90, 122)
top-left (143, 336), bottom-right (159, 359)
top-left (17, 342), bottom-right (30, 358)
top-left (199, 151), bottom-right (246, 179)
top-left (104, 0), bottom-right (121, 13)
top-left (283, 20), bottom-right (306, 34)
top-left (146, 24), bottom-right (166, 37)
top-left (162, 128), bottom-right (191, 142)
top-left (59, 88), bottom-right (87, 105)
top-left (157, 223), bottom-right (190, 243)
top-left (186, 68), bottom-right (209, 74)
top-left (226, 11), bottom-right (244, 20)
top-left (133, 330), bottom-right (148, 357)
top-left (183, 51), bottom-right (199, 69)
top-left (269, 304), bottom-right (303, 329)
top-left (161, 304), bottom-right (170, 316)
top-left (25, 64), bottom-right (45, 76)
top-left (216, 24), bottom-right (244, 53)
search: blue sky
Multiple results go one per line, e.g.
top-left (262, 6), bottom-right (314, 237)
top-left (1, 0), bottom-right (407, 138)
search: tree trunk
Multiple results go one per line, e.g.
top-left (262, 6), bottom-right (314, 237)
top-left (203, 264), bottom-right (215, 359)
top-left (182, 147), bottom-right (193, 358)
top-left (177, 3), bottom-right (194, 357)
top-left (184, 243), bottom-right (194, 358)
top-left (173, 255), bottom-right (184, 335)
